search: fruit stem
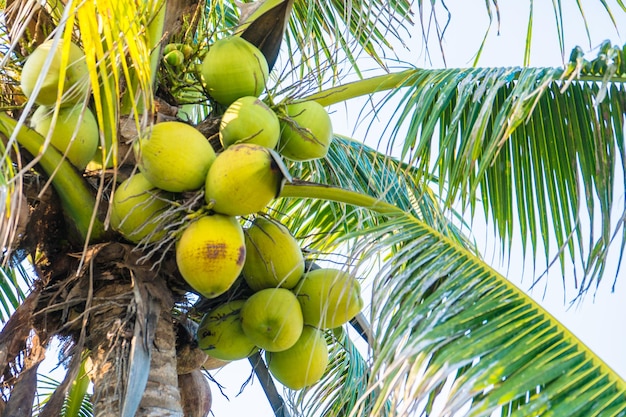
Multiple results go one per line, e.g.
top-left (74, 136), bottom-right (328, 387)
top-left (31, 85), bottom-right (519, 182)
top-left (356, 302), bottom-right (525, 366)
top-left (0, 113), bottom-right (105, 242)
top-left (279, 180), bottom-right (403, 216)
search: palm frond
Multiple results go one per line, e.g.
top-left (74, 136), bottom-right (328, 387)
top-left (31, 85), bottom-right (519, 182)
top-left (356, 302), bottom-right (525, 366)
top-left (365, 215), bottom-right (626, 416)
top-left (283, 207), bottom-right (626, 416)
top-left (35, 371), bottom-right (93, 417)
top-left (286, 0), bottom-right (412, 77)
top-left (306, 63), bottom-right (626, 297)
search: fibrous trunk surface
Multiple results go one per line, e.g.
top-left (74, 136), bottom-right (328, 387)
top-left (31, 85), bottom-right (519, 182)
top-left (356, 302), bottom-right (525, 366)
top-left (86, 245), bottom-right (184, 417)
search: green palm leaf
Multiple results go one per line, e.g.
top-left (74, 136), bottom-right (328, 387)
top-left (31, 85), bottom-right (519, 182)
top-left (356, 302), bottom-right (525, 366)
top-left (303, 65), bottom-right (626, 296)
top-left (363, 214), bottom-right (625, 416)
top-left (276, 194), bottom-right (626, 416)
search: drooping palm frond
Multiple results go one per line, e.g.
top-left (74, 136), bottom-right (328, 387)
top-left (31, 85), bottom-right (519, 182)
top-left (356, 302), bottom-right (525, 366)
top-left (277, 200), bottom-right (626, 416)
top-left (364, 213), bottom-right (626, 416)
top-left (304, 63), bottom-right (626, 298)
top-left (286, 0), bottom-right (412, 78)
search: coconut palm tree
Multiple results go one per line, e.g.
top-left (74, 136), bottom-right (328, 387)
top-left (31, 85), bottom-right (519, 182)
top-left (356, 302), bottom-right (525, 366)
top-left (0, 1), bottom-right (624, 416)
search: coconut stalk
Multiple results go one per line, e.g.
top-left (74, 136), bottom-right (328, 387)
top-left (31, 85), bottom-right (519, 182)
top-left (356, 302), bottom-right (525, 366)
top-left (279, 180), bottom-right (403, 216)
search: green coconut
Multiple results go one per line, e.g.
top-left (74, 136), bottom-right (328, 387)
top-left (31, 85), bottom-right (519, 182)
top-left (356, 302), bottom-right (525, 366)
top-left (294, 268), bottom-right (363, 329)
top-left (205, 143), bottom-right (282, 216)
top-left (240, 288), bottom-right (303, 352)
top-left (200, 36), bottom-right (269, 106)
top-left (242, 216), bottom-right (304, 291)
top-left (135, 121), bottom-right (216, 192)
top-left (278, 101), bottom-right (333, 161)
top-left (110, 173), bottom-right (175, 243)
top-left (197, 300), bottom-right (257, 361)
top-left (266, 326), bottom-right (329, 390)
top-left (21, 40), bottom-right (90, 106)
top-left (31, 104), bottom-right (99, 170)
top-left (219, 96), bottom-right (280, 149)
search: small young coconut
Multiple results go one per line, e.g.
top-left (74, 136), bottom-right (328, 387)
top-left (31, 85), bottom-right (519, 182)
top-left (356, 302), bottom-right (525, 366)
top-left (266, 326), bottom-right (329, 390)
top-left (219, 96), bottom-right (280, 149)
top-left (175, 214), bottom-right (246, 299)
top-left (240, 288), bottom-right (303, 352)
top-left (110, 173), bottom-right (176, 243)
top-left (242, 216), bottom-right (304, 291)
top-left (21, 40), bottom-right (90, 106)
top-left (278, 101), bottom-right (333, 161)
top-left (31, 104), bottom-right (99, 170)
top-left (197, 300), bottom-right (258, 361)
top-left (205, 143), bottom-right (283, 217)
top-left (200, 36), bottom-right (269, 106)
top-left (294, 268), bottom-right (363, 329)
top-left (164, 49), bottom-right (185, 67)
top-left (135, 121), bottom-right (216, 192)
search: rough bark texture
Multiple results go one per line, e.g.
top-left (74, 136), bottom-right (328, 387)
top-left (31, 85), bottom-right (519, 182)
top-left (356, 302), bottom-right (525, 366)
top-left (135, 305), bottom-right (183, 416)
top-left (84, 245), bottom-right (185, 417)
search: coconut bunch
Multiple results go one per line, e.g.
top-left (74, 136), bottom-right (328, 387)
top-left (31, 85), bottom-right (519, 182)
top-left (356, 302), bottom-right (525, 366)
top-left (19, 32), bottom-right (351, 395)
top-left (201, 36), bottom-right (334, 161)
top-left (121, 35), bottom-right (349, 391)
top-left (195, 215), bottom-right (364, 390)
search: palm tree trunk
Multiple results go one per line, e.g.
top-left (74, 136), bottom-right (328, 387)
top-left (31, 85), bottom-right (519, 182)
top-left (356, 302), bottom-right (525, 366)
top-left (86, 244), bottom-right (184, 417)
top-left (135, 305), bottom-right (183, 417)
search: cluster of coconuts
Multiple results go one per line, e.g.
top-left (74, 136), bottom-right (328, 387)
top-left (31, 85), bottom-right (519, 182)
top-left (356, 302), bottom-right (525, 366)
top-left (196, 215), bottom-right (364, 390)
top-left (20, 40), bottom-right (100, 171)
top-left (20, 35), bottom-right (353, 392)
top-left (200, 36), bottom-right (334, 161)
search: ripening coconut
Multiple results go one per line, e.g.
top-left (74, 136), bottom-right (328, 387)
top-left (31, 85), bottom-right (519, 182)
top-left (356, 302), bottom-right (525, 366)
top-left (219, 96), bottom-right (280, 149)
top-left (31, 104), bottom-right (99, 170)
top-left (205, 143), bottom-right (282, 216)
top-left (294, 268), bottom-right (363, 329)
top-left (242, 216), bottom-right (304, 291)
top-left (21, 40), bottom-right (89, 106)
top-left (266, 326), bottom-right (329, 390)
top-left (240, 288), bottom-right (303, 352)
top-left (197, 300), bottom-right (257, 361)
top-left (110, 173), bottom-right (176, 244)
top-left (278, 101), bottom-right (333, 161)
top-left (135, 121), bottom-right (216, 192)
top-left (175, 214), bottom-right (246, 299)
top-left (200, 36), bottom-right (269, 106)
